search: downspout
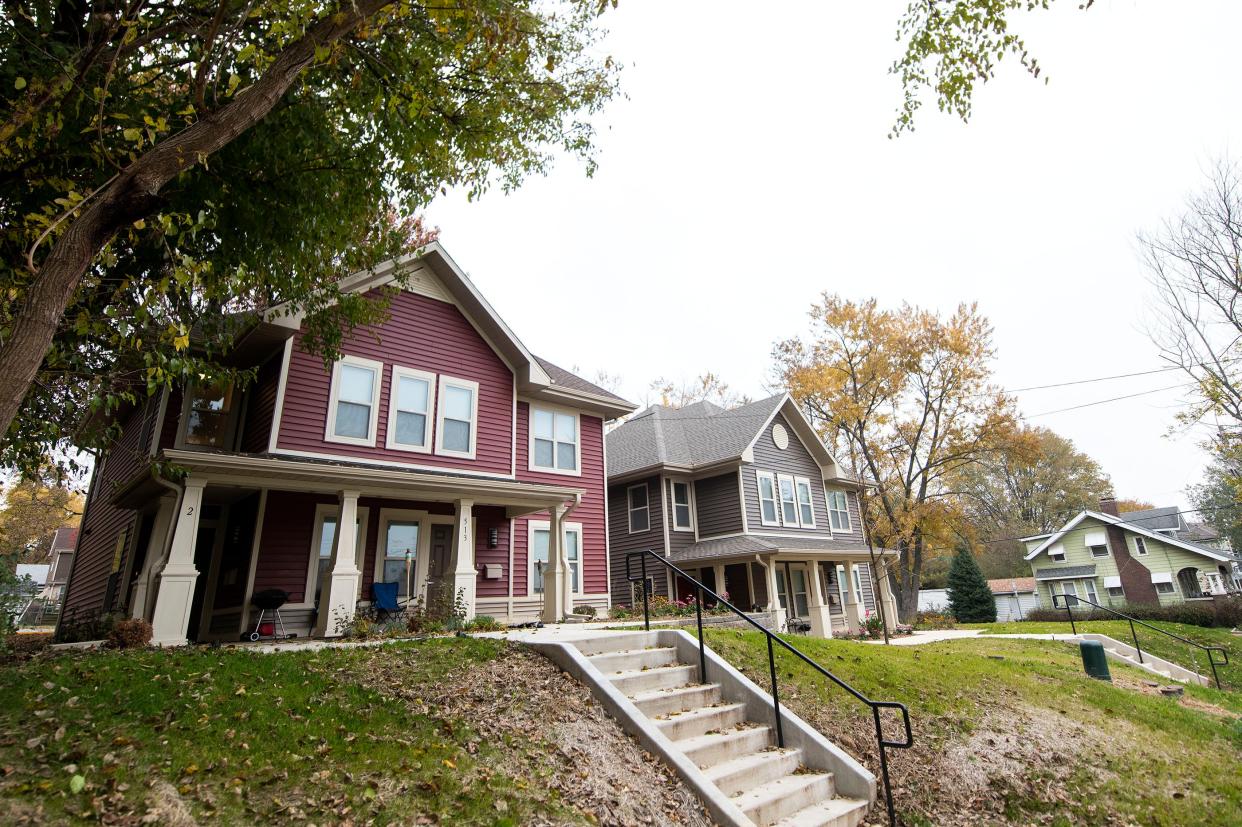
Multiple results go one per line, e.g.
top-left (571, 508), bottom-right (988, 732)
top-left (145, 474), bottom-right (186, 623)
top-left (753, 553), bottom-right (773, 615)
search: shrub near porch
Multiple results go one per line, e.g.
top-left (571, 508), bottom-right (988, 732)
top-left (700, 629), bottom-right (1242, 826)
top-left (0, 639), bottom-right (711, 825)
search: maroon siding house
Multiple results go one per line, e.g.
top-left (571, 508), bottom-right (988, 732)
top-left (59, 244), bottom-right (635, 645)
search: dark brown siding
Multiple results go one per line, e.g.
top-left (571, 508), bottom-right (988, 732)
top-left (159, 387), bottom-right (182, 450)
top-left (274, 290), bottom-right (515, 475)
top-left (608, 475), bottom-right (666, 604)
top-left (62, 402), bottom-right (154, 619)
top-left (239, 352), bottom-right (282, 453)
top-left (513, 403), bottom-right (607, 596)
top-left (694, 472), bottom-right (744, 538)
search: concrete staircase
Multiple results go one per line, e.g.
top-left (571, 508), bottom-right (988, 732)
top-left (1079, 633), bottom-right (1210, 686)
top-left (529, 630), bottom-right (874, 827)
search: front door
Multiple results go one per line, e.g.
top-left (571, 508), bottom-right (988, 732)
top-left (775, 563), bottom-right (810, 620)
top-left (426, 524), bottom-right (453, 604)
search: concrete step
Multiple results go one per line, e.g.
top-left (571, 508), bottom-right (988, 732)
top-left (572, 632), bottom-right (660, 657)
top-left (630, 682), bottom-right (723, 718)
top-left (610, 663), bottom-right (698, 696)
top-left (772, 796), bottom-right (871, 827)
top-left (703, 747), bottom-right (803, 797)
top-left (736, 772), bottom-right (835, 826)
top-left (590, 646), bottom-right (679, 674)
top-left (678, 725), bottom-right (773, 769)
top-left (655, 702), bottom-right (748, 741)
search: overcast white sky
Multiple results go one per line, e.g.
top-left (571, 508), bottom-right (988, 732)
top-left (425, 1), bottom-right (1242, 507)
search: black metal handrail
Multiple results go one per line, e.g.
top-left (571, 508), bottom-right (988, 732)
top-left (625, 549), bottom-right (913, 827)
top-left (1052, 593), bottom-right (1229, 690)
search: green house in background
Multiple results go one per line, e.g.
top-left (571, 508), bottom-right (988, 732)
top-left (1023, 497), bottom-right (1241, 610)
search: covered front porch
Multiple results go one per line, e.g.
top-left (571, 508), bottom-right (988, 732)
top-left (118, 450), bottom-right (586, 646)
top-left (668, 543), bottom-right (900, 637)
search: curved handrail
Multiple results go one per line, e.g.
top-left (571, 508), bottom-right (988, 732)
top-left (1052, 593), bottom-right (1229, 689)
top-left (625, 549), bottom-right (913, 825)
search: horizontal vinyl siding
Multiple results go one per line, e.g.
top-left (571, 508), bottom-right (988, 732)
top-left (254, 491), bottom-right (333, 603)
top-left (608, 475), bottom-right (667, 604)
top-left (474, 506), bottom-right (509, 598)
top-left (275, 290), bottom-right (514, 475)
top-left (62, 403), bottom-right (153, 618)
top-left (694, 472), bottom-right (744, 537)
top-left (159, 387), bottom-right (182, 450)
top-left (514, 404), bottom-right (607, 599)
top-left (239, 353), bottom-right (282, 453)
top-left (742, 413), bottom-right (831, 534)
top-left (666, 477), bottom-right (696, 553)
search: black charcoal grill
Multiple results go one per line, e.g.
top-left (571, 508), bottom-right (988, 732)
top-left (246, 588), bottom-right (295, 641)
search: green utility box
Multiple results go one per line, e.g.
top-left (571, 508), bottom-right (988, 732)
top-left (1080, 639), bottom-right (1112, 681)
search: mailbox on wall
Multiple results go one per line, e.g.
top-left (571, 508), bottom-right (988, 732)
top-left (482, 564), bottom-right (503, 580)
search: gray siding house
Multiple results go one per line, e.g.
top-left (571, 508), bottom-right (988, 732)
top-left (606, 394), bottom-right (899, 636)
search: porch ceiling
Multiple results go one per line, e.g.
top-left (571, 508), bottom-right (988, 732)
top-left (161, 449), bottom-right (582, 517)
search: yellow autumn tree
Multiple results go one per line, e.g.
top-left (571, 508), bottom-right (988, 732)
top-left (773, 297), bottom-right (1018, 622)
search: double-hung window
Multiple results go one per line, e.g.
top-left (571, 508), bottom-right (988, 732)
top-left (827, 490), bottom-right (851, 531)
top-left (531, 407), bottom-right (579, 473)
top-left (756, 472), bottom-right (779, 526)
top-left (530, 522), bottom-right (581, 594)
top-left (436, 377), bottom-right (478, 458)
top-left (627, 484), bottom-right (650, 533)
top-left (327, 356), bottom-right (382, 446)
top-left (387, 366), bottom-right (435, 452)
top-left (1133, 536), bottom-right (1148, 556)
top-left (671, 480), bottom-right (693, 531)
top-left (794, 477), bottom-right (815, 527)
top-left (852, 566), bottom-right (865, 605)
top-left (307, 505), bottom-right (369, 605)
top-left (185, 380), bottom-right (235, 448)
top-left (777, 474), bottom-right (799, 525)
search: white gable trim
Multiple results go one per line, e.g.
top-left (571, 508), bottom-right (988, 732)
top-left (1025, 510), bottom-right (1234, 563)
top-left (742, 395), bottom-right (842, 475)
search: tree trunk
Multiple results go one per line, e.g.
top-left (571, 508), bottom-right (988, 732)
top-left (0, 0), bottom-right (394, 440)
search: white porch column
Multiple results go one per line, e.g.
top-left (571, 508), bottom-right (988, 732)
top-left (542, 505), bottom-right (567, 623)
top-left (764, 557), bottom-right (786, 630)
top-left (876, 563), bottom-right (899, 631)
top-left (807, 560), bottom-right (833, 638)
top-left (150, 479), bottom-right (206, 646)
top-left (130, 496), bottom-right (177, 622)
top-left (451, 499), bottom-right (477, 621)
top-left (314, 490), bottom-right (361, 638)
top-left (712, 563), bottom-right (727, 601)
top-left (842, 561), bottom-right (862, 632)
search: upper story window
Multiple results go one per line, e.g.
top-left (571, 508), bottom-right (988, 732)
top-left (627, 483), bottom-right (650, 533)
top-left (1133, 536), bottom-right (1148, 556)
top-left (827, 490), bottom-right (851, 531)
top-left (777, 475), bottom-right (799, 525)
top-left (671, 480), bottom-right (692, 531)
top-left (1089, 543), bottom-right (1109, 558)
top-left (436, 376), bottom-right (478, 459)
top-left (386, 366), bottom-right (436, 453)
top-left (756, 471), bottom-right (779, 526)
top-left (531, 406), bottom-right (579, 473)
top-left (185, 380), bottom-right (236, 448)
top-left (326, 356), bottom-right (382, 446)
top-left (794, 477), bottom-right (815, 527)
top-left (1048, 543), bottom-right (1066, 562)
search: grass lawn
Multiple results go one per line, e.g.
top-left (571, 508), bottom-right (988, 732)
top-left (0, 638), bottom-right (709, 826)
top-left (962, 620), bottom-right (1242, 690)
top-left (700, 629), bottom-right (1242, 827)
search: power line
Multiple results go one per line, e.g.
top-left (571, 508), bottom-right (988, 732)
top-left (1002, 356), bottom-right (1241, 395)
top-left (1023, 382), bottom-right (1194, 419)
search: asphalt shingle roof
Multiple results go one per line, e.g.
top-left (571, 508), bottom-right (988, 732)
top-left (987, 577), bottom-right (1037, 594)
top-left (1033, 565), bottom-right (1097, 579)
top-left (606, 394), bottom-right (787, 477)
top-left (1116, 506), bottom-right (1181, 531)
top-left (668, 534), bottom-right (882, 564)
top-left (534, 356), bottom-right (631, 405)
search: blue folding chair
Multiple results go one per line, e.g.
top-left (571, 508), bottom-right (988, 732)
top-left (372, 581), bottom-right (405, 622)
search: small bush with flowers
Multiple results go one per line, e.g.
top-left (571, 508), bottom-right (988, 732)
top-left (611, 592), bottom-right (733, 621)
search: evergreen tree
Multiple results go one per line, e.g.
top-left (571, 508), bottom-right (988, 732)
top-left (947, 548), bottom-right (996, 623)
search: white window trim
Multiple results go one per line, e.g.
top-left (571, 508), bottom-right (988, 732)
top-left (434, 375), bottom-right (480, 460)
top-left (627, 483), bottom-right (650, 534)
top-left (385, 365), bottom-right (437, 454)
top-left (373, 508), bottom-right (434, 598)
top-left (177, 379), bottom-right (240, 450)
top-left (299, 503), bottom-right (371, 610)
top-left (528, 403), bottom-right (582, 477)
top-left (528, 520), bottom-right (583, 596)
top-left (756, 471), bottom-right (780, 527)
top-left (324, 355), bottom-right (383, 447)
top-left (777, 473), bottom-right (800, 527)
top-left (1089, 544), bottom-right (1109, 558)
top-left (827, 489), bottom-right (852, 533)
top-left (851, 566), bottom-right (864, 605)
top-left (1133, 536), bottom-right (1148, 556)
top-left (670, 478), bottom-right (694, 532)
top-left (793, 476), bottom-right (816, 529)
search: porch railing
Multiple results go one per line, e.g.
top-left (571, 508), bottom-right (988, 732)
top-left (625, 549), bottom-right (913, 827)
top-left (1052, 593), bottom-right (1229, 690)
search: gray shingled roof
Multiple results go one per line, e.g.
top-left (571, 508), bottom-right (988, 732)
top-left (1033, 565), bottom-right (1097, 579)
top-left (1117, 506), bottom-right (1181, 532)
top-left (606, 394), bottom-right (786, 477)
top-left (534, 356), bottom-right (632, 405)
top-left (669, 534), bottom-right (880, 563)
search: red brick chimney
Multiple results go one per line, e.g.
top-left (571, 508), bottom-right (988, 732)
top-left (1099, 495), bottom-right (1158, 604)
